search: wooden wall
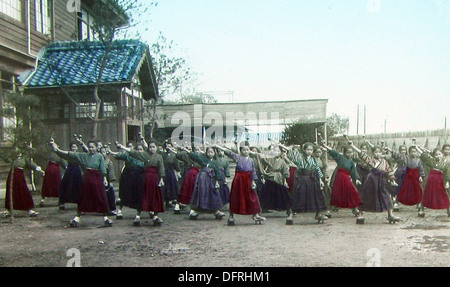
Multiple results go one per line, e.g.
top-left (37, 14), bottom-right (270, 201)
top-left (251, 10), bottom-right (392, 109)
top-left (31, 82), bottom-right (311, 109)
top-left (0, 0), bottom-right (77, 71)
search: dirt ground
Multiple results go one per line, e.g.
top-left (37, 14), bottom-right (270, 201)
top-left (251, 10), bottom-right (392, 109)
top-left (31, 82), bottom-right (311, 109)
top-left (1, 162), bottom-right (449, 267)
top-left (1, 197), bottom-right (449, 268)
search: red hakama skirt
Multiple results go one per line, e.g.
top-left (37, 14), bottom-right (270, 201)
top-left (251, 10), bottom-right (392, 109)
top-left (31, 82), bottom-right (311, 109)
top-left (398, 168), bottom-right (423, 206)
top-left (5, 168), bottom-right (34, 211)
top-left (331, 169), bottom-right (362, 208)
top-left (229, 171), bottom-right (261, 215)
top-left (287, 166), bottom-right (297, 192)
top-left (177, 167), bottom-right (200, 205)
top-left (141, 167), bottom-right (164, 213)
top-left (78, 169), bottom-right (109, 213)
top-left (422, 170), bottom-right (450, 210)
top-left (41, 161), bottom-right (61, 198)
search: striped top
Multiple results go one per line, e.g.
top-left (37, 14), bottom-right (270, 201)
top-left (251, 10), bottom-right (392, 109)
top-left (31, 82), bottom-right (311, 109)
top-left (358, 151), bottom-right (395, 180)
top-left (420, 153), bottom-right (450, 182)
top-left (287, 149), bottom-right (323, 179)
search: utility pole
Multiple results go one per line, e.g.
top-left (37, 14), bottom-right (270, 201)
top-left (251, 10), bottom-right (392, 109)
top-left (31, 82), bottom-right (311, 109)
top-left (364, 105), bottom-right (367, 135)
top-left (357, 105), bottom-right (360, 135)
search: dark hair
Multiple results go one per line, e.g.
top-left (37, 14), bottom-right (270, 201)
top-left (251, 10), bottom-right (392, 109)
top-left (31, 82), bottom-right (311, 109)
top-left (408, 146), bottom-right (417, 154)
top-left (342, 145), bottom-right (354, 154)
top-left (250, 146), bottom-right (261, 153)
top-left (239, 141), bottom-right (250, 152)
top-left (313, 145), bottom-right (322, 153)
top-left (433, 148), bottom-right (442, 156)
top-left (69, 142), bottom-right (78, 148)
top-left (442, 144), bottom-right (450, 151)
top-left (398, 145), bottom-right (407, 152)
top-left (206, 147), bottom-right (215, 154)
top-left (372, 146), bottom-right (383, 153)
top-left (147, 139), bottom-right (159, 146)
top-left (360, 143), bottom-right (370, 150)
top-left (87, 140), bottom-right (96, 146)
top-left (302, 142), bottom-right (315, 151)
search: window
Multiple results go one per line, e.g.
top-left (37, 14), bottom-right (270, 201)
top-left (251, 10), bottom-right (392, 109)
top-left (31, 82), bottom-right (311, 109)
top-left (35, 0), bottom-right (52, 35)
top-left (75, 102), bottom-right (96, 119)
top-left (77, 7), bottom-right (97, 41)
top-left (63, 104), bottom-right (70, 119)
top-left (103, 102), bottom-right (117, 118)
top-left (0, 0), bottom-right (23, 22)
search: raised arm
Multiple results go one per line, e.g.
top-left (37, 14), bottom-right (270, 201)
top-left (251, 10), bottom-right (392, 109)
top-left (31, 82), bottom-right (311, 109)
top-left (74, 134), bottom-right (89, 153)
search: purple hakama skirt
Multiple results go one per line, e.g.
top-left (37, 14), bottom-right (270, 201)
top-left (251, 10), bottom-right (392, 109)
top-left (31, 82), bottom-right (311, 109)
top-left (291, 169), bottom-right (327, 213)
top-left (59, 163), bottom-right (82, 204)
top-left (163, 165), bottom-right (180, 202)
top-left (260, 180), bottom-right (293, 211)
top-left (359, 169), bottom-right (392, 213)
top-left (190, 167), bottom-right (223, 212)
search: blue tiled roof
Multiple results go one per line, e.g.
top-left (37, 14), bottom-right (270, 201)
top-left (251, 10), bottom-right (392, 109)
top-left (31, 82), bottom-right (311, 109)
top-left (21, 40), bottom-right (149, 88)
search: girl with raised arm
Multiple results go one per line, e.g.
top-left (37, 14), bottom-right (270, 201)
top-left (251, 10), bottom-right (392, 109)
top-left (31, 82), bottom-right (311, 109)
top-left (4, 148), bottom-right (44, 218)
top-left (214, 147), bottom-right (231, 206)
top-left (171, 145), bottom-right (225, 220)
top-left (216, 143), bottom-right (266, 226)
top-left (117, 139), bottom-right (165, 227)
top-left (321, 142), bottom-right (362, 218)
top-left (175, 144), bottom-right (202, 210)
top-left (283, 142), bottom-right (328, 224)
top-left (50, 139), bottom-right (113, 227)
top-left (252, 145), bottom-right (292, 224)
top-left (39, 145), bottom-right (67, 207)
top-left (58, 142), bottom-right (83, 210)
top-left (161, 141), bottom-right (182, 213)
top-left (415, 146), bottom-right (450, 217)
top-left (109, 142), bottom-right (145, 221)
top-left (349, 142), bottom-right (401, 224)
top-left (386, 145), bottom-right (425, 213)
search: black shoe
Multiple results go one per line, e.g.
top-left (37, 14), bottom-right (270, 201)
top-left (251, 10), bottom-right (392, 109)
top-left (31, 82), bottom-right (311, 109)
top-left (104, 219), bottom-right (113, 227)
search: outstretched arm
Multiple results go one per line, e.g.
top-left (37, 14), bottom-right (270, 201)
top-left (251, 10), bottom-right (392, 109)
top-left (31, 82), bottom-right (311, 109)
top-left (74, 134), bottom-right (88, 153)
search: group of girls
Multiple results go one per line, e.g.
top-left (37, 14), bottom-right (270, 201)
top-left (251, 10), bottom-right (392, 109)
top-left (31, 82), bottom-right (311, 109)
top-left (3, 134), bottom-right (449, 228)
top-left (348, 140), bottom-right (450, 221)
top-left (245, 137), bottom-right (450, 226)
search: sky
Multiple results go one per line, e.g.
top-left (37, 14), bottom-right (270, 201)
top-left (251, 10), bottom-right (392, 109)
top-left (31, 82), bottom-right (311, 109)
top-left (137, 0), bottom-right (450, 135)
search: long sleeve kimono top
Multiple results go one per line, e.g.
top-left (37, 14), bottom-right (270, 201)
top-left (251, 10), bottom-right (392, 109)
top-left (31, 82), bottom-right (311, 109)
top-left (287, 149), bottom-right (323, 179)
top-left (214, 155), bottom-right (231, 178)
top-left (257, 154), bottom-right (290, 186)
top-left (129, 150), bottom-right (165, 178)
top-left (189, 153), bottom-right (224, 182)
top-left (329, 150), bottom-right (360, 181)
top-left (358, 151), bottom-right (395, 181)
top-left (420, 153), bottom-right (450, 183)
top-left (225, 150), bottom-right (258, 181)
top-left (392, 151), bottom-right (425, 177)
top-left (66, 152), bottom-right (106, 176)
top-left (113, 152), bottom-right (145, 169)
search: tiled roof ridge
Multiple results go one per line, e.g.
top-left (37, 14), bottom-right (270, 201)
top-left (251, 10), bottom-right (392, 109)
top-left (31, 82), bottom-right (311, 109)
top-left (43, 39), bottom-right (147, 52)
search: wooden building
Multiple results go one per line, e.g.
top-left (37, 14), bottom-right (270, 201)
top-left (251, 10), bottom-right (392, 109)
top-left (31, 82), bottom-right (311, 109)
top-left (20, 39), bottom-right (158, 150)
top-left (0, 0), bottom-right (158, 194)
